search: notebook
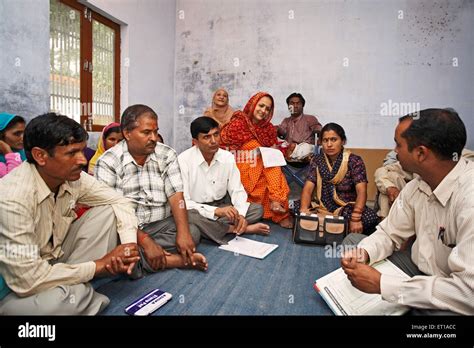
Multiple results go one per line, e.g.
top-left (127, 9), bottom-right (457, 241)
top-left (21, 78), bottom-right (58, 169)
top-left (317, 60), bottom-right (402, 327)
top-left (218, 236), bottom-right (278, 259)
top-left (314, 259), bottom-right (410, 315)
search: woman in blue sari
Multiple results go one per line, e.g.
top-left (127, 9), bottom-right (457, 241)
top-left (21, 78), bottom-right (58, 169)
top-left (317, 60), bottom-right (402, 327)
top-left (0, 113), bottom-right (26, 177)
top-left (299, 123), bottom-right (379, 234)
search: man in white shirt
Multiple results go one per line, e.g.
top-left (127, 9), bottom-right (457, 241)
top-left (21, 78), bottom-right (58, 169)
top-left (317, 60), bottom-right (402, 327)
top-left (179, 117), bottom-right (270, 244)
top-left (0, 113), bottom-right (140, 315)
top-left (340, 108), bottom-right (473, 315)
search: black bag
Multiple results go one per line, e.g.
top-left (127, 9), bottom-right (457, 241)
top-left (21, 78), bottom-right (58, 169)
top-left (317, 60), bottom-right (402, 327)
top-left (292, 210), bottom-right (347, 245)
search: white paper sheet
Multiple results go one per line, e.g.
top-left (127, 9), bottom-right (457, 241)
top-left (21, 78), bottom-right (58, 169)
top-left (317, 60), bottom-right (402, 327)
top-left (315, 259), bottom-right (410, 315)
top-left (218, 236), bottom-right (278, 259)
top-left (259, 147), bottom-right (287, 168)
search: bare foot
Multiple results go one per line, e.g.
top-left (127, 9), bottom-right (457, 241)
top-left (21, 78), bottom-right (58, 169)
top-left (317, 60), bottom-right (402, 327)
top-left (270, 201), bottom-right (287, 214)
top-left (166, 252), bottom-right (208, 271)
top-left (187, 253), bottom-right (208, 271)
top-left (243, 223), bottom-right (271, 235)
top-left (278, 216), bottom-right (294, 229)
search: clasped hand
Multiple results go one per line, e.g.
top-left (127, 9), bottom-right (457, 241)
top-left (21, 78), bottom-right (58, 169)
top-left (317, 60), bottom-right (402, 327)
top-left (341, 248), bottom-right (381, 294)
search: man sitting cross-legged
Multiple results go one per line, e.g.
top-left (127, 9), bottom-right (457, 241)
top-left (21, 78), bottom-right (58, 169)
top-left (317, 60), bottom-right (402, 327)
top-left (179, 116), bottom-right (270, 245)
top-left (0, 113), bottom-right (141, 315)
top-left (95, 105), bottom-right (207, 276)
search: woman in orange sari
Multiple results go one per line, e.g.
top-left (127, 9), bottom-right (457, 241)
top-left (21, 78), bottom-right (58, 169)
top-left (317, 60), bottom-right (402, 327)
top-left (221, 92), bottom-right (293, 228)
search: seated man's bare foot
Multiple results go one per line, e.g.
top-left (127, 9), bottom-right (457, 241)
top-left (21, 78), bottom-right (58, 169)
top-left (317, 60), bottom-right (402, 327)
top-left (166, 252), bottom-right (208, 271)
top-left (187, 253), bottom-right (208, 271)
top-left (270, 201), bottom-right (287, 214)
top-left (244, 222), bottom-right (271, 235)
top-left (278, 216), bottom-right (294, 229)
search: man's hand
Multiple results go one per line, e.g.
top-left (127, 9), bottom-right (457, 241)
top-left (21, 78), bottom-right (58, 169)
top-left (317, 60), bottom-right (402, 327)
top-left (94, 243), bottom-right (140, 277)
top-left (341, 255), bottom-right (381, 294)
top-left (342, 247), bottom-right (369, 264)
top-left (140, 235), bottom-right (169, 271)
top-left (386, 186), bottom-right (400, 204)
top-left (176, 232), bottom-right (196, 267)
top-left (214, 206), bottom-right (239, 223)
top-left (0, 140), bottom-right (12, 155)
top-left (233, 215), bottom-right (248, 235)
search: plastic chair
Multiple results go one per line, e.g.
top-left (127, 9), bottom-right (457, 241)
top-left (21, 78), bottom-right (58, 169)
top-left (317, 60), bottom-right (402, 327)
top-left (282, 145), bottom-right (321, 187)
top-left (282, 162), bottom-right (308, 187)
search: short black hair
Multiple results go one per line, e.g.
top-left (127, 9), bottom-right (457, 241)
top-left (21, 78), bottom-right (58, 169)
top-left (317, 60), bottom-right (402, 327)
top-left (121, 104), bottom-right (158, 132)
top-left (191, 116), bottom-right (219, 139)
top-left (320, 122), bottom-right (347, 142)
top-left (399, 108), bottom-right (466, 160)
top-left (0, 115), bottom-right (26, 138)
top-left (286, 93), bottom-right (306, 107)
top-left (103, 126), bottom-right (121, 140)
top-left (24, 113), bottom-right (88, 164)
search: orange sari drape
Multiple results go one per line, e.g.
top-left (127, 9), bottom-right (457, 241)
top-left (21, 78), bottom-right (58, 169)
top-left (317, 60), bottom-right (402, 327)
top-left (237, 139), bottom-right (290, 223)
top-left (221, 92), bottom-right (290, 223)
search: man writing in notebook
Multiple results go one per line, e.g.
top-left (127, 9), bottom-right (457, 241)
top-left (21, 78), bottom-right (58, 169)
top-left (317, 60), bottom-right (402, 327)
top-left (341, 108), bottom-right (473, 315)
top-left (178, 116), bottom-right (270, 244)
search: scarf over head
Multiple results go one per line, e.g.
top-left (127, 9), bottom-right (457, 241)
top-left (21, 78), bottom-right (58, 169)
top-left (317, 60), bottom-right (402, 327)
top-left (204, 88), bottom-right (234, 126)
top-left (88, 122), bottom-right (120, 174)
top-left (220, 91), bottom-right (277, 151)
top-left (0, 112), bottom-right (26, 163)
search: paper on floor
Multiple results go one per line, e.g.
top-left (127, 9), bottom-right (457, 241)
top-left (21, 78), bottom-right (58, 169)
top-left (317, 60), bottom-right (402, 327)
top-left (219, 236), bottom-right (278, 259)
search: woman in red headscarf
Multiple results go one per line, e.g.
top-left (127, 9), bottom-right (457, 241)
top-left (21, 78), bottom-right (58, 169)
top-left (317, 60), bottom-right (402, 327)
top-left (221, 92), bottom-right (292, 228)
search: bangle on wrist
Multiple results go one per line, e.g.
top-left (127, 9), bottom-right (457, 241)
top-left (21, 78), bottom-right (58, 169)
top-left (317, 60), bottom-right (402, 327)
top-left (138, 233), bottom-right (150, 244)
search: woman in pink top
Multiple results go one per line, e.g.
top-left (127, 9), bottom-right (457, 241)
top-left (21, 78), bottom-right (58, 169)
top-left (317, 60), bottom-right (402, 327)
top-left (0, 113), bottom-right (26, 178)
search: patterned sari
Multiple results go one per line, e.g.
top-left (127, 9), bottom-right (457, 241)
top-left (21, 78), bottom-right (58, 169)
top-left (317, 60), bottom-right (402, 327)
top-left (221, 92), bottom-right (290, 223)
top-left (307, 149), bottom-right (379, 233)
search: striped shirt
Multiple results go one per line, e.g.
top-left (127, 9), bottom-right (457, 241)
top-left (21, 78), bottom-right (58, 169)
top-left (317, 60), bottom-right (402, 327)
top-left (359, 158), bottom-right (474, 315)
top-left (94, 141), bottom-right (183, 226)
top-left (0, 162), bottom-right (138, 297)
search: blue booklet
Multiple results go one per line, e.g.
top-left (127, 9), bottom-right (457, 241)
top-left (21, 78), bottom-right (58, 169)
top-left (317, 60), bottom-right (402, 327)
top-left (125, 288), bottom-right (173, 316)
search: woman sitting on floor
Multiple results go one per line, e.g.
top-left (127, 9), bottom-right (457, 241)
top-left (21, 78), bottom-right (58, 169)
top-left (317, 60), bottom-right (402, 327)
top-left (0, 112), bottom-right (26, 178)
top-left (88, 122), bottom-right (123, 175)
top-left (220, 91), bottom-right (293, 229)
top-left (204, 88), bottom-right (234, 127)
top-left (299, 122), bottom-right (378, 234)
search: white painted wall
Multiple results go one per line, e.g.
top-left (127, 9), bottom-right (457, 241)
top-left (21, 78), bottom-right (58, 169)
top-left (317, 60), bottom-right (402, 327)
top-left (1, 0), bottom-right (472, 153)
top-left (173, 0), bottom-right (474, 153)
top-left (85, 0), bottom-right (177, 146)
top-left (0, 0), bottom-right (50, 122)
